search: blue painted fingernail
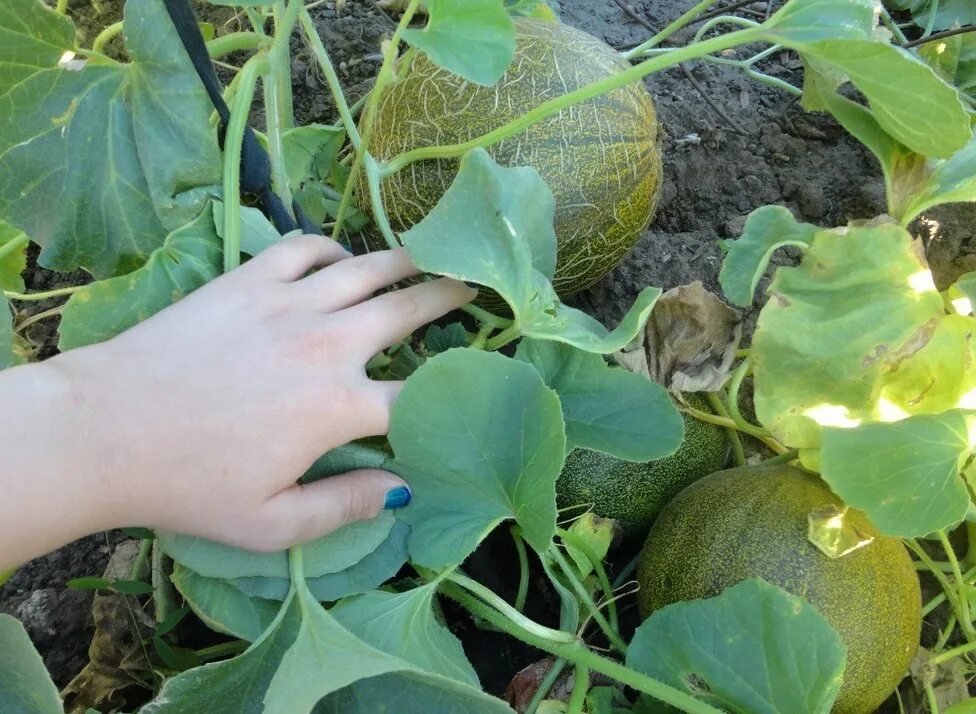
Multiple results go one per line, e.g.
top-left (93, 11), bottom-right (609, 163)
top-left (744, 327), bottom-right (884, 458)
top-left (383, 485), bottom-right (412, 510)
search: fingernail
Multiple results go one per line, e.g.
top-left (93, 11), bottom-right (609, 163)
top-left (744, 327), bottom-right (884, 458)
top-left (383, 485), bottom-right (412, 510)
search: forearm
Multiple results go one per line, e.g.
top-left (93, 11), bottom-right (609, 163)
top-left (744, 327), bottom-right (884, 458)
top-left (0, 355), bottom-right (119, 570)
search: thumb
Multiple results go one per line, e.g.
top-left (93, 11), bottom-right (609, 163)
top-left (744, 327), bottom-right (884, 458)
top-left (261, 470), bottom-right (411, 549)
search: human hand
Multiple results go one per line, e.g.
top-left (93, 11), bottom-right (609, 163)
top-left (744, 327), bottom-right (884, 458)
top-left (41, 236), bottom-right (475, 553)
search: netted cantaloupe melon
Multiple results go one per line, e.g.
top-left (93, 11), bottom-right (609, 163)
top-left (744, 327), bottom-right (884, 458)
top-left (367, 18), bottom-right (663, 296)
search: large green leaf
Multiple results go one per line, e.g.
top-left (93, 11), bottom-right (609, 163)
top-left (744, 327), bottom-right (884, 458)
top-left (159, 512), bottom-right (396, 580)
top-left (0, 613), bottom-right (62, 713)
top-left (759, 3), bottom-right (972, 159)
top-left (57, 210), bottom-right (222, 351)
top-left (331, 583), bottom-right (479, 685)
top-left (0, 0), bottom-right (220, 278)
top-left (514, 339), bottom-right (683, 461)
top-left (820, 411), bottom-right (975, 537)
top-left (751, 222), bottom-right (974, 450)
top-left (170, 563), bottom-right (280, 642)
top-left (888, 0), bottom-right (976, 32)
top-left (213, 202), bottom-right (282, 257)
top-left (230, 520), bottom-right (410, 602)
top-left (389, 348), bottom-right (565, 568)
top-left (401, 149), bottom-right (658, 354)
top-left (401, 0), bottom-right (515, 86)
top-left (627, 579), bottom-right (846, 714)
top-left (281, 124), bottom-right (345, 192)
top-left (145, 578), bottom-right (511, 713)
top-left (760, 0), bottom-right (877, 44)
top-left (0, 221), bottom-right (26, 292)
top-left (718, 206), bottom-right (818, 307)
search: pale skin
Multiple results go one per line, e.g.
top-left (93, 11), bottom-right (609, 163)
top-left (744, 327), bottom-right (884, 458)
top-left (0, 235), bottom-right (476, 571)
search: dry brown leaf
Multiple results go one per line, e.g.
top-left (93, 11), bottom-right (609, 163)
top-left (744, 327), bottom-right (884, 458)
top-left (61, 540), bottom-right (156, 714)
top-left (911, 647), bottom-right (971, 712)
top-left (615, 281), bottom-right (742, 394)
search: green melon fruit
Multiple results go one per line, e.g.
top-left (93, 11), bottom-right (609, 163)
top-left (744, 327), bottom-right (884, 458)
top-left (556, 396), bottom-right (728, 539)
top-left (637, 465), bottom-right (921, 714)
top-left (367, 18), bottom-right (662, 297)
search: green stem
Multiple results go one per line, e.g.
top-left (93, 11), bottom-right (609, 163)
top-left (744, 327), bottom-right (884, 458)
top-left (363, 157), bottom-right (398, 248)
top-left (922, 562), bottom-right (976, 616)
top-left (4, 284), bottom-right (82, 302)
top-left (566, 665), bottom-right (589, 714)
top-left (622, 0), bottom-right (717, 59)
top-left (938, 530), bottom-right (976, 642)
top-left (380, 27), bottom-right (762, 177)
top-left (965, 522), bottom-right (976, 569)
top-left (526, 658), bottom-right (568, 714)
top-left (692, 15), bottom-right (758, 43)
top-left (511, 527), bottom-right (530, 613)
top-left (484, 324), bottom-right (522, 351)
top-left (56, 0), bottom-right (68, 14)
top-left (548, 545), bottom-right (628, 654)
top-left (925, 683), bottom-right (941, 714)
top-left (879, 7), bottom-right (911, 46)
top-left (915, 561), bottom-right (957, 573)
top-left (334, 0), bottom-right (420, 238)
top-left (263, 1), bottom-right (302, 214)
top-left (908, 538), bottom-right (976, 642)
top-left (91, 21), bottom-right (123, 54)
top-left (207, 32), bottom-right (266, 59)
top-left (706, 392), bottom-right (746, 467)
top-left (759, 449), bottom-right (799, 467)
top-left (725, 357), bottom-right (751, 427)
top-left (195, 639), bottom-right (249, 662)
top-left (469, 323), bottom-right (495, 351)
top-left (931, 639), bottom-right (976, 666)
top-left (222, 54), bottom-right (268, 273)
top-left (130, 537), bottom-right (152, 581)
top-left (151, 540), bottom-right (175, 624)
top-left (461, 303), bottom-right (513, 330)
top-left (439, 581), bottom-right (722, 714)
top-left (0, 568), bottom-right (14, 588)
top-left (298, 9), bottom-right (362, 149)
top-left (936, 612), bottom-right (958, 651)
top-left (556, 528), bottom-right (619, 637)
top-left (448, 571), bottom-right (577, 645)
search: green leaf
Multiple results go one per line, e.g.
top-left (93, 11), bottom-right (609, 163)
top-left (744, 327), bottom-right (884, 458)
top-left (0, 221), bottom-right (26, 292)
top-left (331, 583), bottom-right (479, 685)
top-left (230, 520), bottom-right (410, 602)
top-left (213, 202), bottom-right (283, 257)
top-left (424, 323), bottom-right (469, 354)
top-left (760, 0), bottom-right (877, 44)
top-left (153, 636), bottom-right (200, 672)
top-left (0, 0), bottom-right (221, 278)
top-left (719, 206), bottom-right (817, 307)
top-left (0, 613), bottom-right (62, 713)
top-left (170, 562), bottom-right (280, 642)
top-left (281, 124), bottom-right (345, 191)
top-left (890, 0), bottom-right (976, 32)
top-left (144, 580), bottom-right (512, 714)
top-left (751, 222), bottom-right (973, 451)
top-left (389, 349), bottom-right (565, 568)
top-left (401, 0), bottom-right (516, 86)
top-left (902, 136), bottom-right (976, 221)
top-left (514, 339), bottom-right (682, 461)
top-left (763, 35), bottom-right (972, 159)
top-left (67, 576), bottom-right (111, 590)
top-left (58, 209), bottom-right (223, 351)
top-left (301, 442), bottom-right (391, 484)
top-left (820, 411), bottom-right (974, 537)
top-left (402, 149), bottom-right (658, 354)
top-left (563, 512), bottom-right (616, 579)
top-left (160, 511), bottom-right (396, 580)
top-left (626, 579), bottom-right (846, 714)
top-left (155, 605), bottom-right (190, 638)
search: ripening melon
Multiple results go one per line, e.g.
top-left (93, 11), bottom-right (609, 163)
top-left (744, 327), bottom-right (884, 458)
top-left (366, 18), bottom-right (663, 296)
top-left (637, 465), bottom-right (921, 714)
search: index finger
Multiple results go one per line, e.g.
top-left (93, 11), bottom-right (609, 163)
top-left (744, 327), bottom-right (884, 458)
top-left (336, 278), bottom-right (477, 361)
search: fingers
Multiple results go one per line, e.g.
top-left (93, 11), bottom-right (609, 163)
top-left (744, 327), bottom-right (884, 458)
top-left (334, 378), bottom-right (404, 441)
top-left (240, 234), bottom-right (351, 282)
top-left (294, 248), bottom-right (422, 312)
top-left (338, 278), bottom-right (478, 360)
top-left (260, 470), bottom-right (411, 548)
